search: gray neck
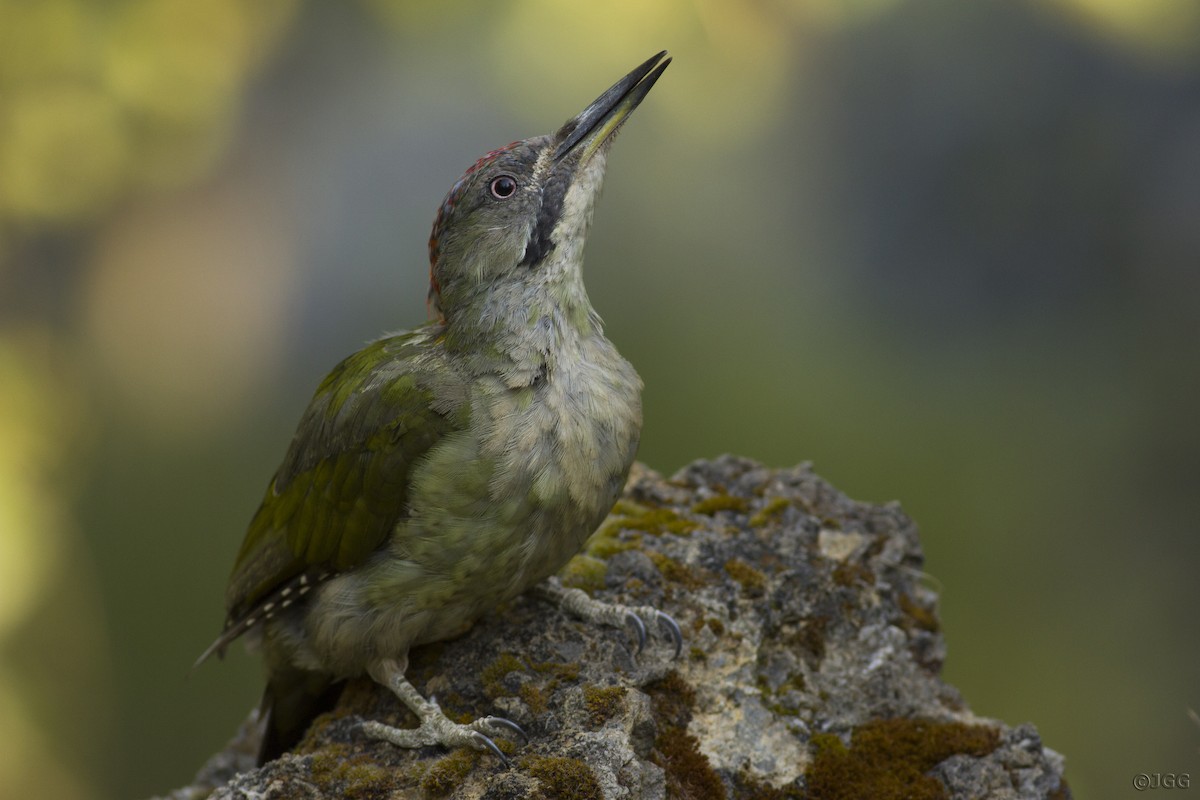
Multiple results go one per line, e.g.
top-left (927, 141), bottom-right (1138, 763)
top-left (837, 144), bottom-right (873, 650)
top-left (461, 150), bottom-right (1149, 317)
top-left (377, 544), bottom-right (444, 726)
top-left (443, 254), bottom-right (605, 385)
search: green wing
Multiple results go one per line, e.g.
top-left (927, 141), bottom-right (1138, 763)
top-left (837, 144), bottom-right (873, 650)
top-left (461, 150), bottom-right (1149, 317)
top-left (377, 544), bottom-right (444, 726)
top-left (223, 326), bottom-right (461, 624)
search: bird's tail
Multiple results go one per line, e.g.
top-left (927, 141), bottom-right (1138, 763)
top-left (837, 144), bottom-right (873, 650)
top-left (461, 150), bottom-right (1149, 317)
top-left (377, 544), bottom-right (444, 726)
top-left (257, 667), bottom-right (345, 765)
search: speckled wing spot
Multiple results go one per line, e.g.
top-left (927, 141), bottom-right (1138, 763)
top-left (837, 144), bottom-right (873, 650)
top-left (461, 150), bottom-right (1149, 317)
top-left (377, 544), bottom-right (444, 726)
top-left (196, 570), bottom-right (340, 667)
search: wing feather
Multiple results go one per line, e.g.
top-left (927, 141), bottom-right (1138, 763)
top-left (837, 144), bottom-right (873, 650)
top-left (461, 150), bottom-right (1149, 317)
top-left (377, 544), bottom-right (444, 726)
top-left (222, 326), bottom-right (462, 624)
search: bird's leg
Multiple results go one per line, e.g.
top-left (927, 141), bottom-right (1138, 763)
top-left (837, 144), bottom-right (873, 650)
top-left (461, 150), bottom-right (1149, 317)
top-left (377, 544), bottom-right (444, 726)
top-left (362, 656), bottom-right (525, 764)
top-left (534, 576), bottom-right (683, 658)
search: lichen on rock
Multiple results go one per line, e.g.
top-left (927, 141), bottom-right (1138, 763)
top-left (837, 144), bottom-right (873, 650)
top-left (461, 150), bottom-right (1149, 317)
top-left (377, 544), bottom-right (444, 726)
top-left (157, 456), bottom-right (1070, 800)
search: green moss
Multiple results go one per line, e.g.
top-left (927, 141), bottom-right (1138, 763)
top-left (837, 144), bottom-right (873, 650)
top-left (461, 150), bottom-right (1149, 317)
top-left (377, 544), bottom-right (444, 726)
top-left (295, 709), bottom-right (343, 755)
top-left (692, 494), bottom-right (750, 515)
top-left (831, 562), bottom-right (873, 588)
top-left (480, 652), bottom-right (525, 698)
top-left (420, 749), bottom-right (478, 797)
top-left (649, 551), bottom-right (706, 589)
top-left (426, 690), bottom-right (473, 725)
top-left (898, 593), bottom-right (941, 633)
top-left (656, 727), bottom-right (727, 799)
top-left (585, 504), bottom-right (645, 557)
top-left (749, 496), bottom-right (791, 526)
top-left (724, 558), bottom-right (767, 595)
top-left (524, 755), bottom-right (604, 800)
top-left (781, 673), bottom-right (805, 694)
top-left (607, 505), bottom-right (699, 537)
top-left (609, 499), bottom-right (646, 516)
top-left (647, 670), bottom-right (696, 722)
top-left (519, 682), bottom-right (548, 715)
top-left (308, 743), bottom-right (350, 779)
top-left (529, 658), bottom-right (580, 683)
top-left (806, 718), bottom-right (1001, 800)
top-left (689, 646), bottom-right (708, 661)
top-left (583, 684), bottom-right (626, 727)
top-left (310, 744), bottom-right (397, 799)
top-left (645, 672), bottom-right (726, 799)
top-left (560, 554), bottom-right (609, 591)
top-left (586, 528), bottom-right (641, 558)
top-left (342, 763), bottom-right (392, 798)
top-left (527, 658), bottom-right (581, 699)
top-left (795, 615), bottom-right (828, 663)
top-left (707, 617), bottom-right (726, 636)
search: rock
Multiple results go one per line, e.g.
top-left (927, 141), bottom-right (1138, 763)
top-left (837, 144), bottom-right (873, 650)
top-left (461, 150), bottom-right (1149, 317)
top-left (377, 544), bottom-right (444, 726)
top-left (158, 456), bottom-right (1071, 799)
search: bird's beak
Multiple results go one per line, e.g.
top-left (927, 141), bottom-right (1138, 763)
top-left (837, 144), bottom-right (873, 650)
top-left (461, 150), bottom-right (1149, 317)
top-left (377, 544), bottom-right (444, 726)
top-left (553, 51), bottom-right (671, 164)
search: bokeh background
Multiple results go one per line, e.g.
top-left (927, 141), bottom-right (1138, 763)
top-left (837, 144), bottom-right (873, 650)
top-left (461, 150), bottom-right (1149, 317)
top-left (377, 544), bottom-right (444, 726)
top-left (2, 0), bottom-right (1198, 797)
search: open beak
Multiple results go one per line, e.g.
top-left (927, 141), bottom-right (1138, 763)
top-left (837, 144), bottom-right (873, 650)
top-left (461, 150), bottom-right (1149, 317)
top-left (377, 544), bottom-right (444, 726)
top-left (554, 51), bottom-right (671, 164)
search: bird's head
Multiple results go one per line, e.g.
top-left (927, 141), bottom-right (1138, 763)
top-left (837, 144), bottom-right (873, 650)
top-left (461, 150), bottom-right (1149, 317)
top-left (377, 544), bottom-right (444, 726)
top-left (427, 51), bottom-right (670, 325)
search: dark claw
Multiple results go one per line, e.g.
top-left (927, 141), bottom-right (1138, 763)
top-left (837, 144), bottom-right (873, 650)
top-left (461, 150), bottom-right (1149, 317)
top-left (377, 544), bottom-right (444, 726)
top-left (472, 731), bottom-right (510, 767)
top-left (489, 716), bottom-right (529, 744)
top-left (657, 611), bottom-right (683, 659)
top-left (625, 611), bottom-right (648, 654)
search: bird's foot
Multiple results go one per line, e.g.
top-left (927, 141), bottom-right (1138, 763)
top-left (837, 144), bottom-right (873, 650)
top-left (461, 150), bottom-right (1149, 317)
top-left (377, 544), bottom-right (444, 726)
top-left (362, 710), bottom-right (523, 765)
top-left (365, 658), bottom-right (525, 764)
top-left (535, 577), bottom-right (683, 658)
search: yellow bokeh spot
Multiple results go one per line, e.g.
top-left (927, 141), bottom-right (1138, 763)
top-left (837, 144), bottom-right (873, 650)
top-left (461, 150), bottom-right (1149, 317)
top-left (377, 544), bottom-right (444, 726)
top-left (0, 0), bottom-right (299, 223)
top-left (101, 0), bottom-right (298, 189)
top-left (490, 0), bottom-right (790, 147)
top-left (103, 0), bottom-right (254, 126)
top-left (0, 680), bottom-right (91, 800)
top-left (1052, 0), bottom-right (1200, 63)
top-left (0, 332), bottom-right (78, 639)
top-left (0, 84), bottom-right (129, 221)
top-left (0, 0), bottom-right (94, 83)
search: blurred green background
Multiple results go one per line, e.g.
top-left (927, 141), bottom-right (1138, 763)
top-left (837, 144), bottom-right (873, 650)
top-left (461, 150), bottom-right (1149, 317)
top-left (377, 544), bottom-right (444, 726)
top-left (2, 0), bottom-right (1198, 797)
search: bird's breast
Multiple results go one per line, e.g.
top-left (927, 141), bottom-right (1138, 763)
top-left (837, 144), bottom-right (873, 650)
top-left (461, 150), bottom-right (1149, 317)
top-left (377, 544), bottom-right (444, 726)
top-left (479, 336), bottom-right (642, 589)
top-left (422, 333), bottom-right (642, 597)
top-left (298, 334), bottom-right (642, 670)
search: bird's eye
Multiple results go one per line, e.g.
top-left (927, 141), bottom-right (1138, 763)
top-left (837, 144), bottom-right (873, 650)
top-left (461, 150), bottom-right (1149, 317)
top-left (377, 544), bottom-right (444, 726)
top-left (490, 175), bottom-right (517, 199)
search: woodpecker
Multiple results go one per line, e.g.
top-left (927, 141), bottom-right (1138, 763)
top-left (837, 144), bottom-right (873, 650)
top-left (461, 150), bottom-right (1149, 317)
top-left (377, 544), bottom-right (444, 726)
top-left (199, 51), bottom-right (675, 765)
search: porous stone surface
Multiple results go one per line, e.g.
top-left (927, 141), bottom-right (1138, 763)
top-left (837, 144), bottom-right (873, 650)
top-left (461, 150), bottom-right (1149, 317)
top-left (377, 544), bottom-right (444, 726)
top-left (159, 456), bottom-right (1071, 799)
